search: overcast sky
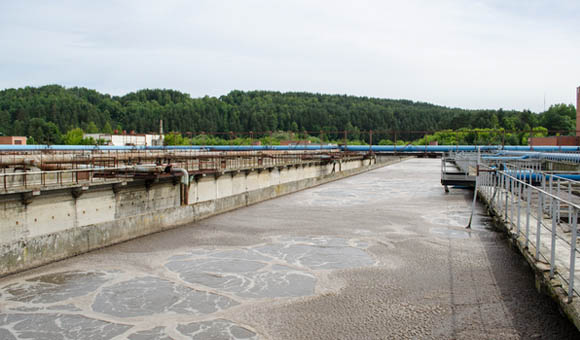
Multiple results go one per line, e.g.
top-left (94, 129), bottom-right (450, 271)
top-left (1, 0), bottom-right (578, 112)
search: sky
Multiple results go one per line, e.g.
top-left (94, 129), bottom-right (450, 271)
top-left (0, 0), bottom-right (579, 113)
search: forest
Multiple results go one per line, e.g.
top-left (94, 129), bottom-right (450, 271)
top-left (0, 85), bottom-right (576, 145)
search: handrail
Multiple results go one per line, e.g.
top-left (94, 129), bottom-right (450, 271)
top-left (477, 164), bottom-right (580, 299)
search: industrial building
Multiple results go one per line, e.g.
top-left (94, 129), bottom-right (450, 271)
top-left (0, 136), bottom-right (27, 145)
top-left (84, 133), bottom-right (164, 146)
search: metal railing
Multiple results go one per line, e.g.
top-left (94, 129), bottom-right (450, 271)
top-left (0, 151), bottom-right (359, 193)
top-left (0, 166), bottom-right (135, 193)
top-left (479, 166), bottom-right (580, 299)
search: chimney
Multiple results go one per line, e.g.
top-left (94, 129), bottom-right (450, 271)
top-left (577, 86), bottom-right (580, 137)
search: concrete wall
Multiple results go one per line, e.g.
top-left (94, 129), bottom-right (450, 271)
top-left (0, 157), bottom-right (404, 277)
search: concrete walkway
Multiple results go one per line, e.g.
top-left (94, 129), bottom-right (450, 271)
top-left (0, 158), bottom-right (578, 339)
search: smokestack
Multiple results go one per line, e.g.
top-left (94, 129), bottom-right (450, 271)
top-left (576, 86), bottom-right (580, 137)
top-left (160, 120), bottom-right (163, 135)
top-left (577, 87), bottom-right (580, 137)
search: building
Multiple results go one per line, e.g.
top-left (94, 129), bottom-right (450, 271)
top-left (280, 140), bottom-right (312, 146)
top-left (84, 133), bottom-right (164, 146)
top-left (528, 85), bottom-right (580, 146)
top-left (0, 136), bottom-right (27, 145)
top-left (528, 136), bottom-right (579, 146)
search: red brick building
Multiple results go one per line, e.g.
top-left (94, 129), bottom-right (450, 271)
top-left (0, 136), bottom-right (27, 145)
top-left (528, 136), bottom-right (578, 146)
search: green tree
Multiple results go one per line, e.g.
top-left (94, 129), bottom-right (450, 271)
top-left (63, 128), bottom-right (85, 145)
top-left (102, 121), bottom-right (113, 134)
top-left (85, 121), bottom-right (99, 133)
top-left (27, 118), bottom-right (61, 144)
top-left (0, 85), bottom-right (569, 144)
top-left (541, 104), bottom-right (576, 134)
top-left (164, 132), bottom-right (190, 145)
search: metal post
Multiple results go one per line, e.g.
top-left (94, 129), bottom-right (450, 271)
top-left (550, 203), bottom-right (557, 278)
top-left (557, 177), bottom-right (561, 224)
top-left (491, 172), bottom-right (494, 195)
top-left (496, 171), bottom-right (501, 209)
top-left (517, 175), bottom-right (521, 236)
top-left (526, 184), bottom-right (531, 249)
top-left (536, 192), bottom-right (543, 260)
top-left (542, 174), bottom-right (546, 214)
top-left (569, 182), bottom-right (573, 226)
top-left (505, 176), bottom-right (509, 222)
top-left (502, 172), bottom-right (506, 208)
top-left (569, 208), bottom-right (578, 298)
top-left (487, 172), bottom-right (490, 197)
top-left (549, 175), bottom-right (553, 217)
top-left (511, 174), bottom-right (515, 227)
top-left (496, 172), bottom-right (500, 207)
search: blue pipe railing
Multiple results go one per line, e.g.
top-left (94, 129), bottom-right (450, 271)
top-left (2, 144), bottom-right (580, 155)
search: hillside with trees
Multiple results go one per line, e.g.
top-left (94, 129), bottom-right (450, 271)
top-left (0, 85), bottom-right (575, 145)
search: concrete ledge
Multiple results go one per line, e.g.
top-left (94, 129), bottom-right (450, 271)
top-left (478, 192), bottom-right (580, 331)
top-left (0, 156), bottom-right (409, 277)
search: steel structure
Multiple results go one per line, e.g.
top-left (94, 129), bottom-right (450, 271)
top-left (0, 149), bottom-right (366, 194)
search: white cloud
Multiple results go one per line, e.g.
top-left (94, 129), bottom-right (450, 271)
top-left (0, 0), bottom-right (578, 112)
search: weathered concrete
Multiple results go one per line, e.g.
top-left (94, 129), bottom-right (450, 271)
top-left (0, 158), bottom-right (577, 339)
top-left (0, 157), bottom-right (400, 277)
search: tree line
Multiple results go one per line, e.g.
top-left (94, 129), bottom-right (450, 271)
top-left (0, 85), bottom-right (576, 145)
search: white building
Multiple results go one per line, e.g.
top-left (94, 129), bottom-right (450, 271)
top-left (84, 133), bottom-right (164, 146)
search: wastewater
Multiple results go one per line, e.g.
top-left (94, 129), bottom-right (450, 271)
top-left (0, 158), bottom-right (578, 339)
top-left (0, 237), bottom-right (376, 339)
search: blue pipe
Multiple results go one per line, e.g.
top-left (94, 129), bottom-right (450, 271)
top-left (502, 170), bottom-right (545, 182)
top-left (0, 144), bottom-right (339, 152)
top-left (344, 145), bottom-right (580, 152)
top-left (502, 170), bottom-right (580, 182)
top-left (499, 151), bottom-right (580, 163)
top-left (343, 145), bottom-right (500, 152)
top-left (482, 156), bottom-right (531, 161)
top-left (2, 144), bottom-right (580, 155)
top-left (548, 174), bottom-right (580, 181)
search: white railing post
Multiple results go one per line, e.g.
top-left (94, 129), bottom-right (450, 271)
top-left (550, 203), bottom-right (557, 278)
top-left (569, 208), bottom-right (578, 299)
top-left (536, 191), bottom-right (543, 261)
